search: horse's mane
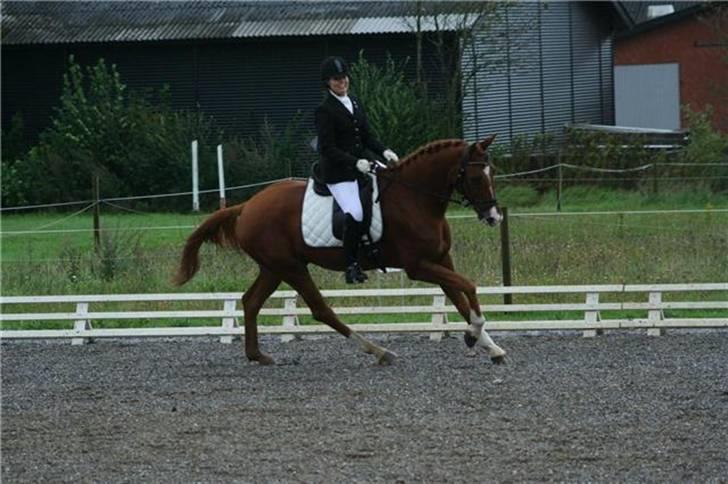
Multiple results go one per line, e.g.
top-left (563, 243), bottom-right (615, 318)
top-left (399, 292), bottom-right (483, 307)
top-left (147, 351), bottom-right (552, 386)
top-left (387, 139), bottom-right (466, 172)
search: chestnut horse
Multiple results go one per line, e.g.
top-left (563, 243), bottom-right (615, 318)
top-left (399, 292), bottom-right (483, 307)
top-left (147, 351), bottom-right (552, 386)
top-left (173, 136), bottom-right (506, 365)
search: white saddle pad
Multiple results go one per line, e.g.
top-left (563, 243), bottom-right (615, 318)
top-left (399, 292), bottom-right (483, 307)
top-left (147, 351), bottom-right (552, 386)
top-left (301, 175), bottom-right (383, 248)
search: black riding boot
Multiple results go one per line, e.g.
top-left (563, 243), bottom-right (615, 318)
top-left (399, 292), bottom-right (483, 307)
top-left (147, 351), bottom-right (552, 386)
top-left (343, 214), bottom-right (367, 284)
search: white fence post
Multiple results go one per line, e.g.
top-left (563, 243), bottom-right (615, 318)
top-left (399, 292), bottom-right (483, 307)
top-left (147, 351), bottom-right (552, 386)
top-left (220, 298), bottom-right (239, 344)
top-left (217, 144), bottom-right (226, 209)
top-left (647, 291), bottom-right (665, 336)
top-left (191, 140), bottom-right (200, 212)
top-left (583, 292), bottom-right (602, 338)
top-left (281, 296), bottom-right (300, 343)
top-left (429, 295), bottom-right (449, 341)
top-left (71, 302), bottom-right (92, 346)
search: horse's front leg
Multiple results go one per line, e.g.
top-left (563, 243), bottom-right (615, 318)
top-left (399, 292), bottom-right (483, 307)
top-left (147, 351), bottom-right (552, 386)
top-left (406, 258), bottom-right (506, 363)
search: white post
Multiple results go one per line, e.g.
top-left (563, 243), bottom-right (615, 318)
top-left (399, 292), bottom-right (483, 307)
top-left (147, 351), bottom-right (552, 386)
top-left (583, 292), bottom-right (602, 338)
top-left (191, 140), bottom-right (200, 212)
top-left (217, 144), bottom-right (226, 209)
top-left (220, 298), bottom-right (239, 344)
top-left (647, 291), bottom-right (665, 336)
top-left (429, 294), bottom-right (449, 341)
top-left (72, 302), bottom-right (92, 346)
top-left (281, 296), bottom-right (300, 343)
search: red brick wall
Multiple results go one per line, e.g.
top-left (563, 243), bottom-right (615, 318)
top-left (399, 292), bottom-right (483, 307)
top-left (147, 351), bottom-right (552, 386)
top-left (615, 11), bottom-right (728, 133)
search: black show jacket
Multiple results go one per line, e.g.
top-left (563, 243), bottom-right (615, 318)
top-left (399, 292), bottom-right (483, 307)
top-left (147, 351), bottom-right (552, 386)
top-left (315, 92), bottom-right (386, 183)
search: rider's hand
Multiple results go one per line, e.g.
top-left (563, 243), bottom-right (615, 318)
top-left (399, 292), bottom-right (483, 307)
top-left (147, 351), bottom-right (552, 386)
top-left (356, 159), bottom-right (371, 173)
top-left (383, 149), bottom-right (399, 167)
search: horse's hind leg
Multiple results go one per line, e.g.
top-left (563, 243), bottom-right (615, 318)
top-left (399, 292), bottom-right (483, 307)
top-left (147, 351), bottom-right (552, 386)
top-left (282, 265), bottom-right (397, 365)
top-left (242, 267), bottom-right (281, 365)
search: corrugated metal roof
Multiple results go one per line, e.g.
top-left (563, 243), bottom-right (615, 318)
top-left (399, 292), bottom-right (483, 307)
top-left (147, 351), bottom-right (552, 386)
top-left (1, 1), bottom-right (481, 45)
top-left (620, 1), bottom-right (703, 25)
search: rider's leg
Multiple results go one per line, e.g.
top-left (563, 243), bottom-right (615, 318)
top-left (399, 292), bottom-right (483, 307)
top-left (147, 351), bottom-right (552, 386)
top-left (327, 181), bottom-right (367, 283)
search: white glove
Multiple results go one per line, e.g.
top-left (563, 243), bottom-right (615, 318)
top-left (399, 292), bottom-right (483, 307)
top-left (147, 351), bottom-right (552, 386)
top-left (383, 149), bottom-right (399, 164)
top-left (356, 159), bottom-right (371, 173)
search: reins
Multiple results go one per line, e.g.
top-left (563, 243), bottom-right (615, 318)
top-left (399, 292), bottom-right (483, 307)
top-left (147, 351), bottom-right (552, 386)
top-left (375, 143), bottom-right (497, 210)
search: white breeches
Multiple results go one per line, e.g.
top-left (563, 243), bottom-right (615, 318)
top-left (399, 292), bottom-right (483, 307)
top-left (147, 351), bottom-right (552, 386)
top-left (327, 181), bottom-right (363, 222)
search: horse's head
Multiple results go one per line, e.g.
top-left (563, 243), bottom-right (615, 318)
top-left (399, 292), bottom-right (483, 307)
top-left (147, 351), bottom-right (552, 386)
top-left (455, 135), bottom-right (501, 226)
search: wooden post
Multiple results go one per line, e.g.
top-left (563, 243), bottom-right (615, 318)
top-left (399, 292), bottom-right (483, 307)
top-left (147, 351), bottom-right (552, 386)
top-left (217, 144), bottom-right (226, 209)
top-left (93, 175), bottom-right (101, 254)
top-left (220, 298), bottom-right (239, 344)
top-left (71, 302), bottom-right (92, 346)
top-left (652, 162), bottom-right (659, 196)
top-left (556, 162), bottom-right (563, 211)
top-left (429, 294), bottom-right (449, 342)
top-left (281, 296), bottom-right (300, 343)
top-left (647, 291), bottom-right (665, 336)
top-left (191, 140), bottom-right (200, 212)
top-left (582, 292), bottom-right (602, 338)
top-left (499, 207), bottom-right (513, 304)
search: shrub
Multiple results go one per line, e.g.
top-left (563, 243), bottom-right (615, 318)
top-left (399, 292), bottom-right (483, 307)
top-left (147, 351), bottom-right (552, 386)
top-left (349, 53), bottom-right (455, 157)
top-left (680, 105), bottom-right (728, 192)
top-left (12, 56), bottom-right (223, 208)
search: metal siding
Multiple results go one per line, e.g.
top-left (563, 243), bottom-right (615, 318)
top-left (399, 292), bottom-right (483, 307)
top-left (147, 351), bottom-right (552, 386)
top-left (571, 3), bottom-right (604, 125)
top-left (507, 3), bottom-right (543, 142)
top-left (1, 46), bottom-right (67, 145)
top-left (540, 2), bottom-right (573, 140)
top-left (462, 3), bottom-right (511, 144)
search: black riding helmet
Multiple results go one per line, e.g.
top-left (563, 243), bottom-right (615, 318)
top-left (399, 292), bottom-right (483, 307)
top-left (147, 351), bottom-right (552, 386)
top-left (320, 56), bottom-right (349, 82)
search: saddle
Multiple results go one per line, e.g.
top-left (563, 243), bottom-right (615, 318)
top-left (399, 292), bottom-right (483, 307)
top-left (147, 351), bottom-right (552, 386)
top-left (301, 163), bottom-right (384, 270)
top-left (310, 162), bottom-right (374, 241)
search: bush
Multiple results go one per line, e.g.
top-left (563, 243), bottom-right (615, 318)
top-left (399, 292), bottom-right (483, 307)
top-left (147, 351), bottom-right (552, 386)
top-left (349, 53), bottom-right (455, 157)
top-left (224, 113), bottom-right (313, 193)
top-left (1, 113), bottom-right (30, 207)
top-left (680, 105), bottom-right (728, 192)
top-left (11, 56), bottom-right (223, 208)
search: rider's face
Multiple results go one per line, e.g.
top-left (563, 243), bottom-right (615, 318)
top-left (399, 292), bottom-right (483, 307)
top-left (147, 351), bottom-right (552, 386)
top-left (328, 75), bottom-right (349, 96)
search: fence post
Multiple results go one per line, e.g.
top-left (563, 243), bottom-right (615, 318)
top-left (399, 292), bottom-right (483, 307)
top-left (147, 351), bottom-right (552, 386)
top-left (72, 302), bottom-right (92, 346)
top-left (499, 207), bottom-right (513, 304)
top-left (651, 162), bottom-right (659, 196)
top-left (582, 292), bottom-right (602, 337)
top-left (281, 296), bottom-right (300, 343)
top-left (429, 294), bottom-right (449, 342)
top-left (220, 298), bottom-right (239, 344)
top-left (217, 144), bottom-right (226, 209)
top-left (93, 175), bottom-right (101, 254)
top-left (647, 291), bottom-right (664, 336)
top-left (556, 161), bottom-right (563, 211)
top-left (191, 140), bottom-right (200, 212)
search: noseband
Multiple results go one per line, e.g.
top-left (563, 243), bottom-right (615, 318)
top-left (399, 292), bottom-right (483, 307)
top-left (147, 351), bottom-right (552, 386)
top-left (454, 143), bottom-right (498, 214)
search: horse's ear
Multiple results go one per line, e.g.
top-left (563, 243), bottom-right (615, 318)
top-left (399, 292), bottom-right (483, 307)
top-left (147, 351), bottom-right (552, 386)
top-left (479, 134), bottom-right (497, 151)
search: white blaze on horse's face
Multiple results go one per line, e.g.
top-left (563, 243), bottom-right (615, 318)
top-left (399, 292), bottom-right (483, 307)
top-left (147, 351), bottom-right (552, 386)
top-left (481, 164), bottom-right (502, 226)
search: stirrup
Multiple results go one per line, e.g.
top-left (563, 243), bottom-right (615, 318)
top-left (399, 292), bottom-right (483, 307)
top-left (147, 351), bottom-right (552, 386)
top-left (345, 263), bottom-right (367, 284)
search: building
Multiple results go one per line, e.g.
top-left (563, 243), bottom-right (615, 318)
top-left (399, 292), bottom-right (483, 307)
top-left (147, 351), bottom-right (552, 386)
top-left (615, 2), bottom-right (728, 132)
top-left (2, 1), bottom-right (628, 150)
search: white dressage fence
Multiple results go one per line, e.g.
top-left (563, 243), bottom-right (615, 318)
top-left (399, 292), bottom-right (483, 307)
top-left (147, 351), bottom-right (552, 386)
top-left (1, 284), bottom-right (726, 345)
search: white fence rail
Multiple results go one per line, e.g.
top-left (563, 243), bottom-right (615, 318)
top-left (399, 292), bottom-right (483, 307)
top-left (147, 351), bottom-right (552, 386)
top-left (1, 284), bottom-right (726, 345)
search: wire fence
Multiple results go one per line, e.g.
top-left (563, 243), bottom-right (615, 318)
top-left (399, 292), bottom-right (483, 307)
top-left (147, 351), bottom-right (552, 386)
top-left (2, 162), bottom-right (727, 214)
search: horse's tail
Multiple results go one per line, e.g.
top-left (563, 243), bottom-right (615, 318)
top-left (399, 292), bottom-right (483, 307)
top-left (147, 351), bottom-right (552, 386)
top-left (172, 204), bottom-right (244, 286)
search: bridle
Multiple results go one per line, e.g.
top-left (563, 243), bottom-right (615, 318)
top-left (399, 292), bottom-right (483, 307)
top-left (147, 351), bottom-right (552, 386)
top-left (376, 143), bottom-right (498, 217)
top-left (453, 143), bottom-right (498, 215)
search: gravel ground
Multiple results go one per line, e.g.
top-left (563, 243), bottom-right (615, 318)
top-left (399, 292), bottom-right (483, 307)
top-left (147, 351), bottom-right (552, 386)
top-left (2, 331), bottom-right (728, 483)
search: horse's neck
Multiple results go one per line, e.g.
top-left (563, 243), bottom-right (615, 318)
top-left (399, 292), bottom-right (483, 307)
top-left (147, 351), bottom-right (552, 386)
top-left (395, 147), bottom-right (461, 215)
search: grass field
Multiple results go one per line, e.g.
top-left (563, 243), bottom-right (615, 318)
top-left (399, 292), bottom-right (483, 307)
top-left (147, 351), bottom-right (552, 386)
top-left (2, 186), bottom-right (727, 298)
top-left (2, 186), bottom-right (727, 329)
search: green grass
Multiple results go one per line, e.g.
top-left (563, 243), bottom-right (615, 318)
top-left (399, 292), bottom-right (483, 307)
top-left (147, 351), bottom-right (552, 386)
top-left (1, 186), bottom-right (726, 301)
